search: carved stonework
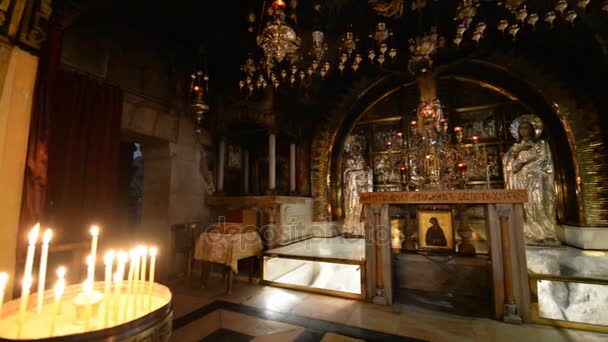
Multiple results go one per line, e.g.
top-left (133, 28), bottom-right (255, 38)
top-left (18, 0), bottom-right (51, 50)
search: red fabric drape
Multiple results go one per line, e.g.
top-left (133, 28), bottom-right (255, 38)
top-left (45, 70), bottom-right (123, 243)
top-left (18, 26), bottom-right (62, 249)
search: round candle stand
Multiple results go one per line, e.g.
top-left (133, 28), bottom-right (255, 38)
top-left (0, 282), bottom-right (172, 342)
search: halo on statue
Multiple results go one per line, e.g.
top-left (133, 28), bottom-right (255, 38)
top-left (510, 114), bottom-right (543, 141)
top-left (344, 135), bottom-right (367, 153)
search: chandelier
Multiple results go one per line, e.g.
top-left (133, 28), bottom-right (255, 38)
top-left (190, 69), bottom-right (210, 134)
top-left (237, 0), bottom-right (607, 96)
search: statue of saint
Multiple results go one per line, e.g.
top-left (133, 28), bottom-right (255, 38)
top-left (503, 115), bottom-right (559, 245)
top-left (343, 135), bottom-right (373, 237)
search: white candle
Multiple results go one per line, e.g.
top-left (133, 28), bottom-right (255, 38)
top-left (112, 272), bottom-right (120, 324)
top-left (103, 251), bottom-right (115, 327)
top-left (114, 251), bottom-right (127, 322)
top-left (56, 267), bottom-right (66, 315)
top-left (17, 276), bottom-right (33, 338)
top-left (83, 279), bottom-right (93, 331)
top-left (49, 270), bottom-right (65, 336)
top-left (147, 247), bottom-right (157, 311)
top-left (133, 248), bottom-right (141, 316)
top-left (0, 272), bottom-right (8, 317)
top-left (88, 226), bottom-right (100, 282)
top-left (138, 246), bottom-right (147, 313)
top-left (37, 228), bottom-right (52, 314)
top-left (18, 225), bottom-right (40, 337)
top-left (23, 224), bottom-right (40, 289)
top-left (125, 249), bottom-right (137, 320)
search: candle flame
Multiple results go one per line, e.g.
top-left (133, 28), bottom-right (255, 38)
top-left (138, 246), bottom-right (147, 256)
top-left (117, 251), bottom-right (128, 263)
top-left (129, 248), bottom-right (139, 260)
top-left (57, 266), bottom-right (67, 279)
top-left (28, 223), bottom-right (40, 245)
top-left (0, 272), bottom-right (8, 286)
top-left (149, 247), bottom-right (158, 257)
top-left (112, 272), bottom-right (120, 282)
top-left (90, 225), bottom-right (100, 237)
top-left (42, 228), bottom-right (52, 244)
top-left (104, 250), bottom-right (116, 265)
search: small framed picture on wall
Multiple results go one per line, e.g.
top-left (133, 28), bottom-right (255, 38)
top-left (417, 209), bottom-right (455, 252)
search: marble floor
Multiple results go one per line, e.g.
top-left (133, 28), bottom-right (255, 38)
top-left (168, 276), bottom-right (608, 342)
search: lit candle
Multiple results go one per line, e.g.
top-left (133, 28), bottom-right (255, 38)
top-left (138, 247), bottom-right (148, 313)
top-left (23, 224), bottom-right (40, 289)
top-left (112, 272), bottom-right (121, 324)
top-left (472, 135), bottom-right (479, 144)
top-left (49, 267), bottom-right (66, 336)
top-left (457, 162), bottom-right (468, 172)
top-left (397, 132), bottom-right (403, 138)
top-left (410, 120), bottom-right (417, 127)
top-left (56, 267), bottom-right (66, 314)
top-left (103, 251), bottom-right (115, 327)
top-left (37, 228), bottom-right (52, 314)
top-left (125, 249), bottom-right (137, 320)
top-left (114, 251), bottom-right (127, 322)
top-left (17, 276), bottom-right (33, 338)
top-left (18, 224), bottom-right (40, 337)
top-left (454, 126), bottom-right (463, 133)
top-left (147, 247), bottom-right (157, 311)
top-left (83, 279), bottom-right (93, 331)
top-left (132, 248), bottom-right (141, 316)
top-left (88, 226), bottom-right (100, 282)
top-left (386, 141), bottom-right (392, 148)
top-left (0, 272), bottom-right (8, 317)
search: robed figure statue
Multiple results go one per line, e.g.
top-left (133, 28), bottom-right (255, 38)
top-left (343, 135), bottom-right (373, 236)
top-left (503, 115), bottom-right (559, 245)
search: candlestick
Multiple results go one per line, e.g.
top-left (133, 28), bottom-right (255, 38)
top-left (148, 247), bottom-right (157, 311)
top-left (0, 272), bottom-right (7, 317)
top-left (138, 246), bottom-right (148, 313)
top-left (88, 226), bottom-right (100, 282)
top-left (103, 251), bottom-right (115, 327)
top-left (83, 279), bottom-right (93, 331)
top-left (37, 228), bottom-right (52, 314)
top-left (49, 269), bottom-right (65, 336)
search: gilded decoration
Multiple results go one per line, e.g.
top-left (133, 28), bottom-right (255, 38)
top-left (0, 0), bottom-right (51, 50)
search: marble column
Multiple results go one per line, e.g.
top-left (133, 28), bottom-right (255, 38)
top-left (268, 133), bottom-right (276, 192)
top-left (244, 149), bottom-right (249, 194)
top-left (289, 143), bottom-right (296, 193)
top-left (217, 139), bottom-right (226, 193)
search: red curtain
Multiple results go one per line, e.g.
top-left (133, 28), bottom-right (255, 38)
top-left (45, 70), bottom-right (123, 243)
top-left (18, 26), bottom-right (62, 249)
